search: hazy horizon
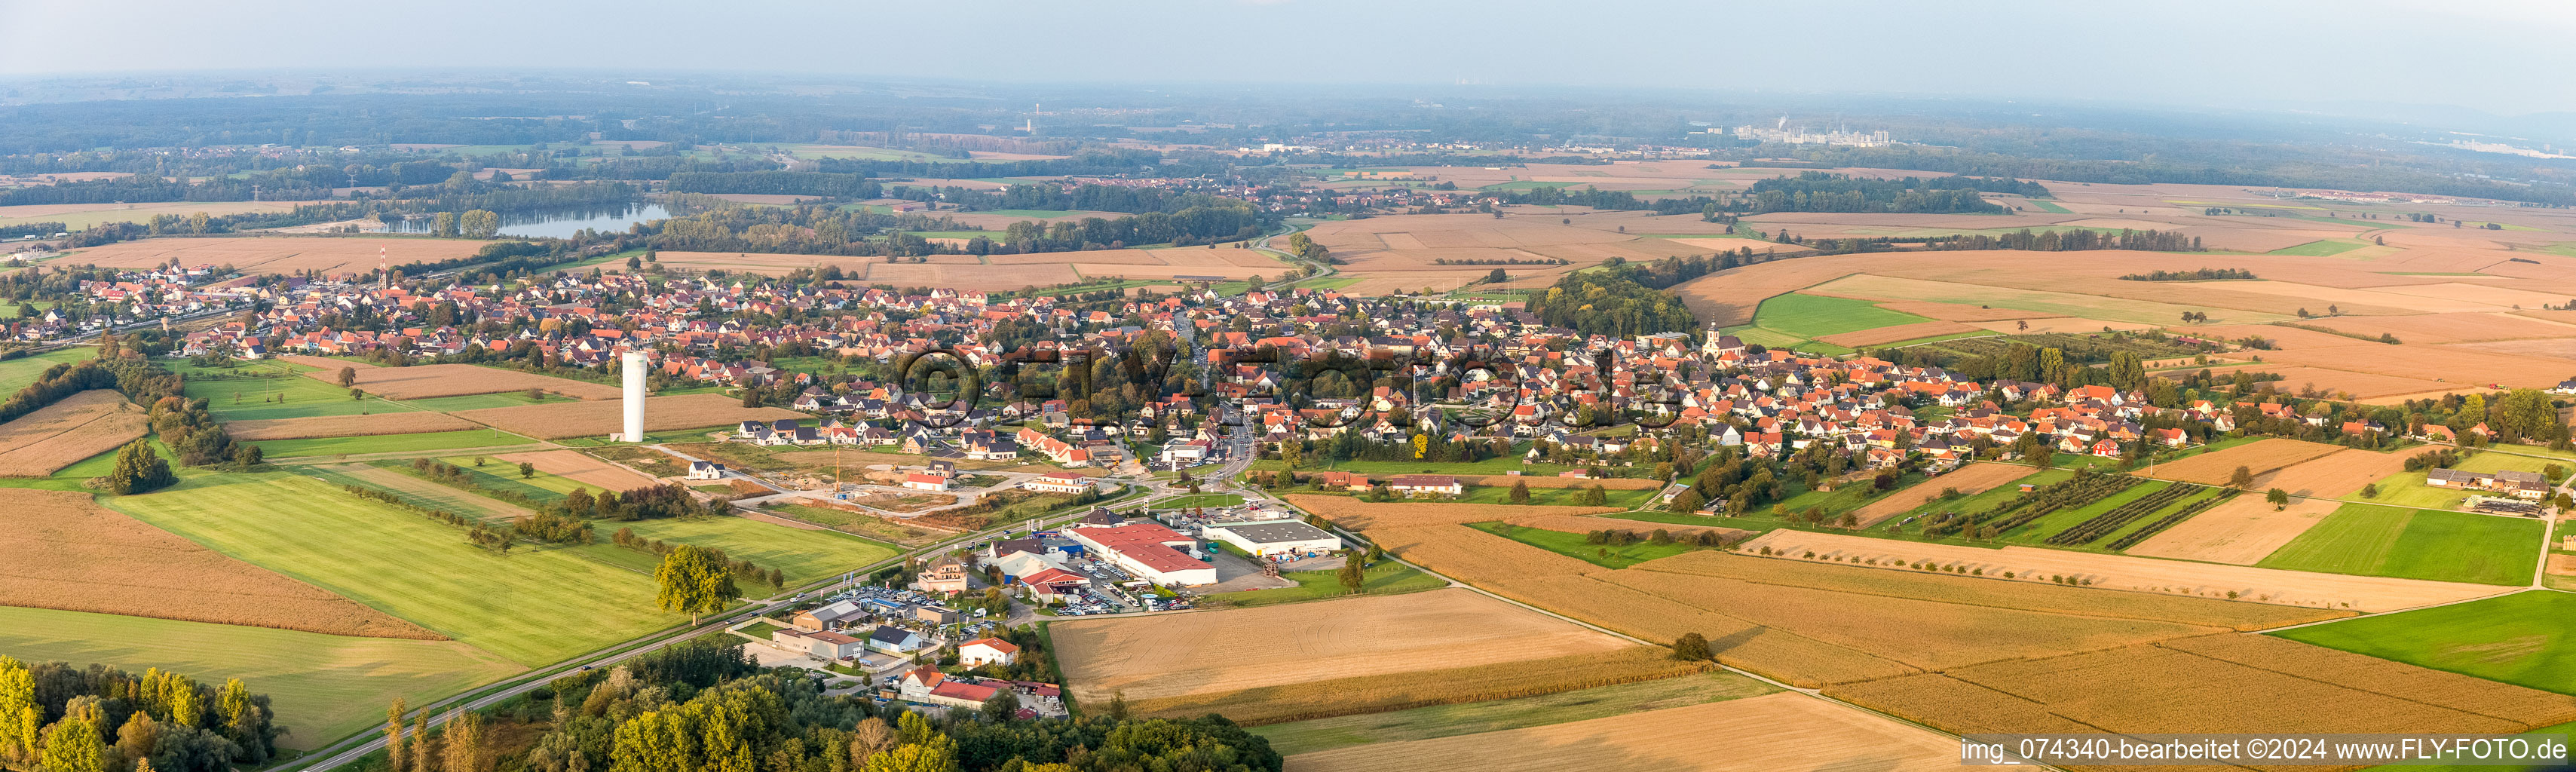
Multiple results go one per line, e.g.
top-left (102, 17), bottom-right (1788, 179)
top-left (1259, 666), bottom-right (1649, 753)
top-left (5, 0), bottom-right (2574, 119)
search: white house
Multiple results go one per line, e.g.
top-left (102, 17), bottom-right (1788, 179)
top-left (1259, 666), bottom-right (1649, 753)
top-left (1386, 474), bottom-right (1463, 498)
top-left (686, 461), bottom-right (727, 480)
top-left (1022, 471), bottom-right (1094, 495)
top-left (959, 637), bottom-right (1020, 667)
top-left (1205, 521), bottom-right (1341, 559)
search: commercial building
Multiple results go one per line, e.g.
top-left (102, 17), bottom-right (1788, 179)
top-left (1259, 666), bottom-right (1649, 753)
top-left (1205, 520), bottom-right (1341, 558)
top-left (1063, 522), bottom-right (1216, 586)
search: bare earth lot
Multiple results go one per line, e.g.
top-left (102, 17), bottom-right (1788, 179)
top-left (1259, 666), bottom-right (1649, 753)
top-left (225, 412), bottom-right (482, 440)
top-left (495, 449), bottom-right (663, 492)
top-left (63, 237), bottom-right (488, 277)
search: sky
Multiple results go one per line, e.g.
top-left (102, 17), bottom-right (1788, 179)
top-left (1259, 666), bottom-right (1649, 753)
top-left (4, 0), bottom-right (2574, 116)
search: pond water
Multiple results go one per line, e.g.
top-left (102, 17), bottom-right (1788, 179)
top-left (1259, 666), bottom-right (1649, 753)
top-left (385, 204), bottom-right (669, 239)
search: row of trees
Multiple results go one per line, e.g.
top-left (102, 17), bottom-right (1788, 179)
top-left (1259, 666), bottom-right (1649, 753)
top-left (2121, 267), bottom-right (2253, 281)
top-left (1931, 228), bottom-right (2203, 253)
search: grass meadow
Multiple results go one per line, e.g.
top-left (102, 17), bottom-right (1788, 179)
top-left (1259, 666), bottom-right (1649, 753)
top-left (0, 605), bottom-right (522, 751)
top-left (250, 429), bottom-right (535, 459)
top-left (2274, 590), bottom-right (2576, 696)
top-left (2257, 504), bottom-right (2541, 586)
top-left (0, 348), bottom-right (97, 394)
top-left (108, 473), bottom-right (685, 665)
top-left (605, 515), bottom-right (899, 583)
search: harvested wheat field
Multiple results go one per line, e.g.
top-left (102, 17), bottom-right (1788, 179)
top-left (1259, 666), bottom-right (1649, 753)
top-left (1129, 646), bottom-right (1708, 725)
top-left (1286, 495), bottom-right (1622, 530)
top-left (1052, 589), bottom-right (1640, 715)
top-left (1853, 637), bottom-right (2574, 742)
top-left (1740, 530), bottom-right (2507, 612)
top-left (1849, 461), bottom-right (2033, 527)
top-left (1365, 525), bottom-right (1602, 582)
top-left (63, 237), bottom-right (488, 277)
top-left (2137, 438), bottom-right (2344, 486)
top-left (304, 363), bottom-right (623, 400)
top-left (1635, 550), bottom-right (2339, 631)
top-left (0, 391), bottom-right (148, 476)
top-left (495, 450), bottom-right (662, 492)
top-left (2125, 492), bottom-right (2340, 565)
top-left (453, 394), bottom-right (804, 439)
top-left (0, 489), bottom-right (443, 639)
top-left (1479, 572), bottom-right (1916, 688)
top-left (1593, 564), bottom-right (2223, 670)
top-left (1282, 692), bottom-right (1956, 772)
top-left (224, 411), bottom-right (482, 440)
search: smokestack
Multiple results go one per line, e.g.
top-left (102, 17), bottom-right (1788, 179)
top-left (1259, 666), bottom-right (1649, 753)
top-left (620, 351), bottom-right (646, 442)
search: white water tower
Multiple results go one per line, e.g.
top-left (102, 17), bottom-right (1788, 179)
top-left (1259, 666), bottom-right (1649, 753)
top-left (618, 351), bottom-right (646, 441)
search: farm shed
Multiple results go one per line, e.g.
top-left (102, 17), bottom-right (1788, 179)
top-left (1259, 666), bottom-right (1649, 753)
top-left (1205, 520), bottom-right (1342, 558)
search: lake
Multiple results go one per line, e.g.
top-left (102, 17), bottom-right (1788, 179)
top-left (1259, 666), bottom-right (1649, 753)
top-left (386, 204), bottom-right (669, 239)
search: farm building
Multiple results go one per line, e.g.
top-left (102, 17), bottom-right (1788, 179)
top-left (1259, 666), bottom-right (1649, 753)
top-left (960, 637), bottom-right (1019, 666)
top-left (1022, 471), bottom-right (1094, 494)
top-left (1386, 474), bottom-right (1463, 497)
top-left (1205, 520), bottom-right (1341, 558)
top-left (1063, 522), bottom-right (1216, 586)
top-left (2426, 468), bottom-right (2550, 499)
top-left (770, 628), bottom-right (865, 661)
top-left (1313, 470), bottom-right (1371, 491)
top-left (791, 599), bottom-right (864, 631)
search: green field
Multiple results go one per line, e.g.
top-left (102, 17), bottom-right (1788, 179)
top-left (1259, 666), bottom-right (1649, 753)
top-left (2270, 239), bottom-right (2372, 257)
top-left (185, 362), bottom-right (435, 421)
top-left (605, 515), bottom-right (900, 583)
top-left (2021, 200), bottom-right (2072, 214)
top-left (783, 145), bottom-right (957, 162)
top-left (1722, 293), bottom-right (1932, 354)
top-left (251, 429), bottom-right (536, 459)
top-left (0, 348), bottom-right (96, 394)
top-left (2275, 591), bottom-right (2576, 696)
top-left (1248, 670), bottom-right (1775, 755)
top-left (1205, 561), bottom-right (1445, 608)
top-left (1455, 483), bottom-right (1656, 510)
top-left (109, 473), bottom-right (685, 665)
top-left (1469, 521), bottom-right (1699, 568)
top-left (0, 605), bottom-right (522, 752)
top-left (1158, 493), bottom-right (1246, 510)
top-left (2258, 504), bottom-right (2542, 586)
top-left (2004, 479), bottom-right (2230, 548)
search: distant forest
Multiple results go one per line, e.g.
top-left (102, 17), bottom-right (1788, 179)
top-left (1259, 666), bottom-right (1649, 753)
top-left (1741, 173), bottom-right (2045, 214)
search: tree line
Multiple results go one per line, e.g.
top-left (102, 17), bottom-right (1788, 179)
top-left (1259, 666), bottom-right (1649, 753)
top-left (1929, 228), bottom-right (2203, 253)
top-left (0, 657), bottom-right (282, 772)
top-left (413, 640), bottom-right (1288, 772)
top-left (2121, 268), bottom-right (2253, 281)
top-left (1739, 173), bottom-right (2034, 214)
